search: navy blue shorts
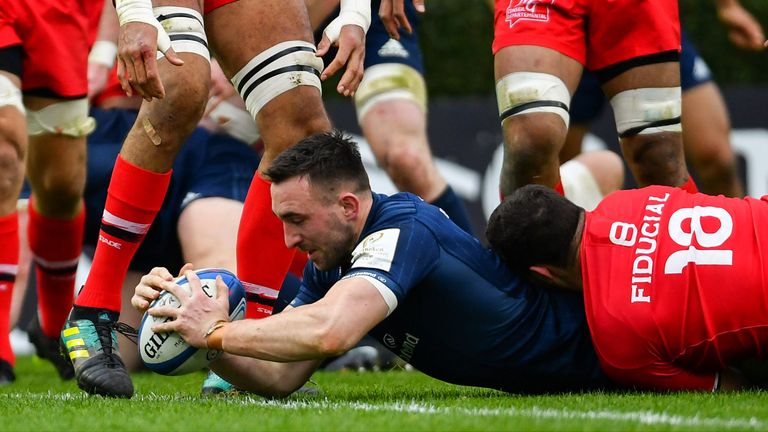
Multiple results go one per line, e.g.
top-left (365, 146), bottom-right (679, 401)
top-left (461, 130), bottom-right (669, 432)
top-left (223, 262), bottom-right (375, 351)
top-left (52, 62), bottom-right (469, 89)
top-left (570, 31), bottom-right (712, 124)
top-left (83, 108), bottom-right (260, 273)
top-left (364, 0), bottom-right (424, 72)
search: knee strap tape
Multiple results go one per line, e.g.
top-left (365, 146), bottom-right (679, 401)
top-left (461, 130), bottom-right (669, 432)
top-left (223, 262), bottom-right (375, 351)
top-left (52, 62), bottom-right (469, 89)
top-left (154, 7), bottom-right (210, 61)
top-left (495, 72), bottom-right (570, 126)
top-left (610, 87), bottom-right (682, 138)
top-left (354, 63), bottom-right (427, 120)
top-left (0, 74), bottom-right (24, 114)
top-left (231, 40), bottom-right (324, 119)
top-left (27, 99), bottom-right (95, 137)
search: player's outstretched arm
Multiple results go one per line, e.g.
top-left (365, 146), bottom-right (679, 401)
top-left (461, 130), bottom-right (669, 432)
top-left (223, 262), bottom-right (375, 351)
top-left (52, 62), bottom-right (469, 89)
top-left (213, 277), bottom-right (390, 362)
top-left (211, 351), bottom-right (322, 397)
top-left (115, 0), bottom-right (185, 100)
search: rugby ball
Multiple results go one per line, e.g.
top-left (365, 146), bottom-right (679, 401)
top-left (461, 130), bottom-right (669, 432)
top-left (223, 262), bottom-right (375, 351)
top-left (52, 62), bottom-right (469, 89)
top-left (138, 268), bottom-right (247, 375)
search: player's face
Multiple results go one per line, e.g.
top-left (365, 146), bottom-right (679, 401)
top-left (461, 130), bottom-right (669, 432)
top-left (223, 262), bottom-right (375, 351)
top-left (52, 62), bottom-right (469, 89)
top-left (272, 177), bottom-right (358, 270)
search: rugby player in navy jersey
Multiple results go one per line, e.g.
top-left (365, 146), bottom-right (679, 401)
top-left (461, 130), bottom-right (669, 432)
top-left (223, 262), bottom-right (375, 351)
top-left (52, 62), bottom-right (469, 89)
top-left (132, 130), bottom-right (612, 395)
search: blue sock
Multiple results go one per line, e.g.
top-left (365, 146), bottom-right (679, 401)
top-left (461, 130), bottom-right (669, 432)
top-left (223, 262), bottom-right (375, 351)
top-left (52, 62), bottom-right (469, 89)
top-left (431, 186), bottom-right (474, 235)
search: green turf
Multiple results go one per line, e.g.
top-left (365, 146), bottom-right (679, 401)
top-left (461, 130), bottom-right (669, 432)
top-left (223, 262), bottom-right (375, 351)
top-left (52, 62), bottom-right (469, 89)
top-left (1, 356), bottom-right (767, 431)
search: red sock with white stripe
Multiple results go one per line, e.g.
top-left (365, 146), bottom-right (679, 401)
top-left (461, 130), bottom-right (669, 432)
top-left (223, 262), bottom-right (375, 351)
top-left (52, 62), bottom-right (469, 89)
top-left (75, 155), bottom-right (171, 313)
top-left (27, 199), bottom-right (85, 338)
top-left (0, 212), bottom-right (18, 365)
top-left (238, 174), bottom-right (294, 319)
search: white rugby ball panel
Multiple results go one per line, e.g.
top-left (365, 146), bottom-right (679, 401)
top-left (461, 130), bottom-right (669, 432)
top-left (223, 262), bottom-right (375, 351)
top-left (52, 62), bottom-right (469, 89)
top-left (138, 268), bottom-right (246, 375)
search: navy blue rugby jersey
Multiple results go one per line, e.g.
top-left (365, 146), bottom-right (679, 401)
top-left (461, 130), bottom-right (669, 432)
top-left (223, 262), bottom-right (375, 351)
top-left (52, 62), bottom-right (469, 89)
top-left (291, 192), bottom-right (611, 393)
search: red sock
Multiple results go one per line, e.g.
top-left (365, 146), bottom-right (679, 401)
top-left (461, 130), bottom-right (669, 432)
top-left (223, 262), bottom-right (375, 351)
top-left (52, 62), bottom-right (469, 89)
top-left (554, 180), bottom-right (565, 196)
top-left (0, 213), bottom-right (18, 365)
top-left (238, 174), bottom-right (294, 319)
top-left (76, 155), bottom-right (171, 313)
top-left (28, 199), bottom-right (84, 338)
top-left (680, 176), bottom-right (699, 193)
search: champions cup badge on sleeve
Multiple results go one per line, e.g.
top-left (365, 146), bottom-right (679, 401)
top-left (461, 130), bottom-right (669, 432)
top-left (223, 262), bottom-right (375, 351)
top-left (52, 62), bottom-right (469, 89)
top-left (505, 0), bottom-right (555, 28)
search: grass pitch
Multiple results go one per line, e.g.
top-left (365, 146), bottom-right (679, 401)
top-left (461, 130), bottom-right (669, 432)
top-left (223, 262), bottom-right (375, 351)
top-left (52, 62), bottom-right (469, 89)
top-left (1, 356), bottom-right (766, 431)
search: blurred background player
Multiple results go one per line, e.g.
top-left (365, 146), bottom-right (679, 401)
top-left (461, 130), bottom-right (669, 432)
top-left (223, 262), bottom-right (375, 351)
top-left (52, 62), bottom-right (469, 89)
top-left (563, 0), bottom-right (765, 198)
top-left (0, 0), bottom-right (112, 384)
top-left (62, 0), bottom-right (367, 398)
top-left (309, 0), bottom-right (474, 234)
top-left (331, 0), bottom-right (472, 232)
top-left (492, 0), bottom-right (696, 198)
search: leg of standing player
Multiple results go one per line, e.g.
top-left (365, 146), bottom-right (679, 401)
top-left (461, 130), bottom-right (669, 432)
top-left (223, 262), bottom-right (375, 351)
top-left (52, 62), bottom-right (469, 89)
top-left (354, 0), bottom-right (472, 234)
top-left (0, 0), bottom-right (99, 383)
top-left (64, 0), bottom-right (212, 398)
top-left (0, 68), bottom-right (25, 384)
top-left (493, 0), bottom-right (694, 198)
top-left (681, 82), bottom-right (743, 197)
top-left (204, 0), bottom-right (364, 321)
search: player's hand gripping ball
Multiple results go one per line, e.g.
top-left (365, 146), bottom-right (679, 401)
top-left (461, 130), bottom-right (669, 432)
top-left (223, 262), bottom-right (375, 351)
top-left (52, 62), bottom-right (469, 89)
top-left (138, 268), bottom-right (246, 375)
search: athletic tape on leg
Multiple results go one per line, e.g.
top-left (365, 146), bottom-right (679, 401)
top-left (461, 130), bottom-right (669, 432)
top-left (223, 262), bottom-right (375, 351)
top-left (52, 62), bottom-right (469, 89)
top-left (496, 72), bottom-right (570, 126)
top-left (610, 87), bottom-right (682, 138)
top-left (354, 63), bottom-right (427, 120)
top-left (154, 7), bottom-right (209, 61)
top-left (27, 99), bottom-right (95, 137)
top-left (0, 75), bottom-right (24, 114)
top-left (231, 41), bottom-right (324, 118)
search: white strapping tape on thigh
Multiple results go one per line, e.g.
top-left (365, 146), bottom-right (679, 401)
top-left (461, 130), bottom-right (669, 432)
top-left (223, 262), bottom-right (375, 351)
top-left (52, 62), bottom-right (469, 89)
top-left (0, 74), bottom-right (24, 114)
top-left (154, 7), bottom-right (210, 61)
top-left (354, 63), bottom-right (427, 120)
top-left (610, 87), bottom-right (681, 138)
top-left (560, 159), bottom-right (604, 211)
top-left (207, 100), bottom-right (261, 145)
top-left (231, 40), bottom-right (324, 119)
top-left (27, 98), bottom-right (95, 137)
top-left (495, 71), bottom-right (570, 126)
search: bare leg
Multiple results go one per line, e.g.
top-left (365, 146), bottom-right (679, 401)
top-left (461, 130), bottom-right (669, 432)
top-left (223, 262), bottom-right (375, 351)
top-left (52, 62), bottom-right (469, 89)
top-left (494, 45), bottom-right (582, 196)
top-left (602, 62), bottom-right (690, 188)
top-left (681, 83), bottom-right (743, 197)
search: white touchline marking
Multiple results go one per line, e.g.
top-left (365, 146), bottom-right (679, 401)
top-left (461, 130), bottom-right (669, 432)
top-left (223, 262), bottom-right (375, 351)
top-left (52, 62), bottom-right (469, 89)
top-left (2, 393), bottom-right (762, 429)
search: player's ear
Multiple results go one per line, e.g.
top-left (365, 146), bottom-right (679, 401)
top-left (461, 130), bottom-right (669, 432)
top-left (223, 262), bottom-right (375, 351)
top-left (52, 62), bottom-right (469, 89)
top-left (339, 192), bottom-right (360, 219)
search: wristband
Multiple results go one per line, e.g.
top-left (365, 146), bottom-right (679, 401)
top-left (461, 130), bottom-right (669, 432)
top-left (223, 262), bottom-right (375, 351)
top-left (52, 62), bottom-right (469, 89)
top-left (204, 319), bottom-right (228, 350)
top-left (322, 0), bottom-right (371, 44)
top-left (115, 0), bottom-right (172, 53)
top-left (89, 41), bottom-right (118, 68)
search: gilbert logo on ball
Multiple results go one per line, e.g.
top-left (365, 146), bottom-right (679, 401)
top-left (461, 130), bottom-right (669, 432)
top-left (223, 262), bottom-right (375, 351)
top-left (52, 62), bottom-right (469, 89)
top-left (138, 268), bottom-right (246, 375)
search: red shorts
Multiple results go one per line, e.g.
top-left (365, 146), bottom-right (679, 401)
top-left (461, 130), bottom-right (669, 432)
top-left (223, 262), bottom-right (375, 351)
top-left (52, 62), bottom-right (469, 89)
top-left (204, 0), bottom-right (239, 15)
top-left (493, 0), bottom-right (680, 71)
top-left (0, 0), bottom-right (103, 98)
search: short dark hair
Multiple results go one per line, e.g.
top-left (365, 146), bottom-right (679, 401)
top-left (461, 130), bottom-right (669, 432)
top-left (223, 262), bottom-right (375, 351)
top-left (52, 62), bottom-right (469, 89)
top-left (264, 130), bottom-right (371, 196)
top-left (486, 184), bottom-right (583, 271)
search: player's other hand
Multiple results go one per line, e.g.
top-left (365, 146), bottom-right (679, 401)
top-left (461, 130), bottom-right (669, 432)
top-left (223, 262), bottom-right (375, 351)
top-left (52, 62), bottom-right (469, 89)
top-left (87, 62), bottom-right (112, 101)
top-left (717, 0), bottom-right (766, 51)
top-left (380, 0), bottom-right (425, 40)
top-left (131, 263), bottom-right (194, 313)
top-left (148, 270), bottom-right (230, 349)
top-left (117, 21), bottom-right (184, 101)
top-left (317, 25), bottom-right (366, 97)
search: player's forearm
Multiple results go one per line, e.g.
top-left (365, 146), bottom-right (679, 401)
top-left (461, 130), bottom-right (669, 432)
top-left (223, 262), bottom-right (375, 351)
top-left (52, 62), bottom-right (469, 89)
top-left (211, 353), bottom-right (321, 397)
top-left (218, 302), bottom-right (362, 362)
